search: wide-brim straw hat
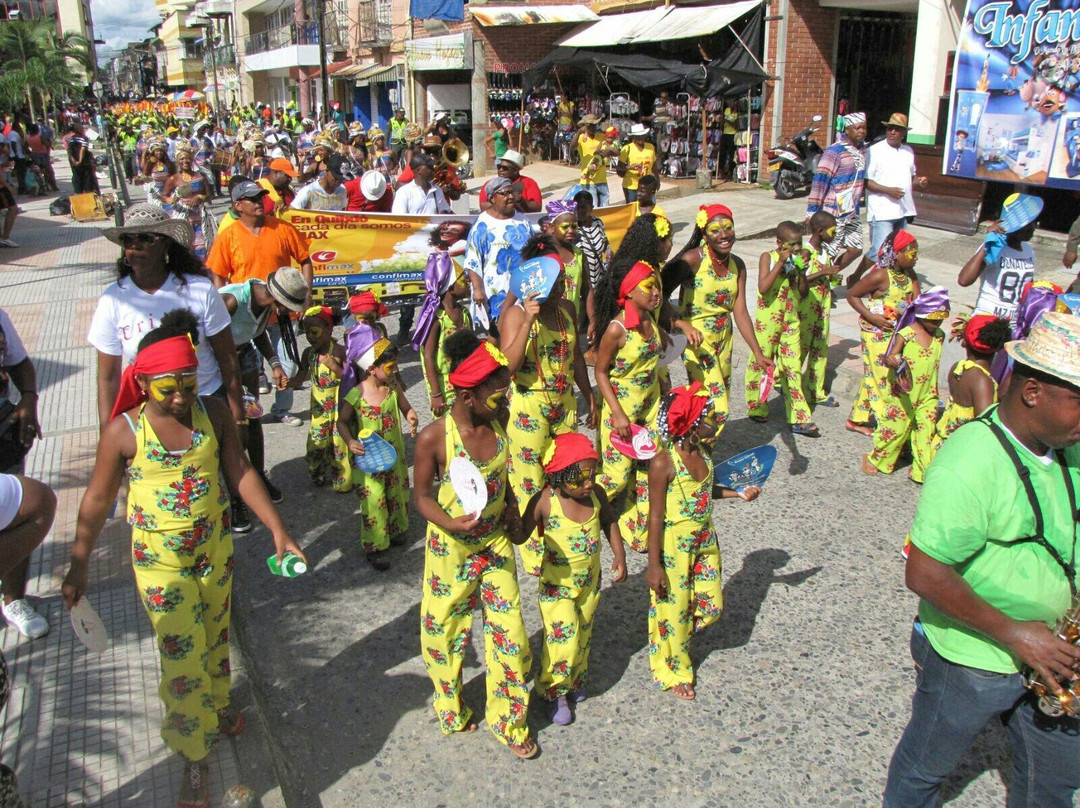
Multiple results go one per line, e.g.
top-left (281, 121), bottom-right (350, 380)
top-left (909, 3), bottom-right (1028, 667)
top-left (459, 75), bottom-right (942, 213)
top-left (580, 114), bottom-right (601, 125)
top-left (102, 203), bottom-right (194, 251)
top-left (1005, 311), bottom-right (1080, 387)
top-left (266, 267), bottom-right (309, 313)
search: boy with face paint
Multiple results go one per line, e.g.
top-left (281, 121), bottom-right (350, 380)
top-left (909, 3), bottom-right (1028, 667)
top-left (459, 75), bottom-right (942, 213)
top-left (290, 306), bottom-right (351, 491)
top-left (337, 335), bottom-right (418, 571)
top-left (412, 332), bottom-right (539, 760)
top-left (799, 211), bottom-right (843, 407)
top-left (520, 432), bottom-right (627, 726)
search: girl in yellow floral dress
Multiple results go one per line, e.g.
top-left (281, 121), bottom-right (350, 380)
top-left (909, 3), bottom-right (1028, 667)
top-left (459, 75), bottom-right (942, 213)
top-left (661, 204), bottom-right (771, 440)
top-left (594, 249), bottom-right (665, 552)
top-left (412, 251), bottom-right (472, 417)
top-left (844, 230), bottom-right (921, 436)
top-left (863, 286), bottom-right (950, 482)
top-left (292, 306), bottom-right (351, 491)
top-left (337, 335), bottom-right (418, 570)
top-left (745, 220), bottom-right (816, 435)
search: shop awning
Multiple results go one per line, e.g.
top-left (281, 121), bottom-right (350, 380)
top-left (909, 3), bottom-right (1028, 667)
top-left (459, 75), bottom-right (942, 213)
top-left (353, 63), bottom-right (403, 86)
top-left (472, 6), bottom-right (599, 26)
top-left (558, 0), bottom-right (762, 47)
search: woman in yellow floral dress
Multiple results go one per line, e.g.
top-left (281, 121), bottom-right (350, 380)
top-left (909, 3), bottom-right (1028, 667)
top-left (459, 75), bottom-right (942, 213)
top-left (661, 204), bottom-right (771, 440)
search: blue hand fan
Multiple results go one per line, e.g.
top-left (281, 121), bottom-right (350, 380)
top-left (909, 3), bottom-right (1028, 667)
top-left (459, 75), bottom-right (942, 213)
top-left (352, 429), bottom-right (398, 473)
top-left (713, 444), bottom-right (778, 493)
top-left (510, 255), bottom-right (562, 303)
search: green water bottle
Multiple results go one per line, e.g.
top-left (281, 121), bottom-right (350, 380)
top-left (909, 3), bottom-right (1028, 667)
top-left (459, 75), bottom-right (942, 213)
top-left (267, 552), bottom-right (307, 578)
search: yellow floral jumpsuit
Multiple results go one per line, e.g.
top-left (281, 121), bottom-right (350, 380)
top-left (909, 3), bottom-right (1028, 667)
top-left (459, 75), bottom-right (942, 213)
top-left (508, 305), bottom-right (579, 576)
top-left (536, 491), bottom-right (603, 700)
top-left (799, 247), bottom-right (838, 404)
top-left (648, 448), bottom-right (723, 691)
top-left (420, 308), bottom-right (472, 414)
top-left (745, 250), bottom-right (811, 425)
top-left (124, 400), bottom-right (233, 762)
top-left (678, 251), bottom-right (738, 431)
top-left (420, 415), bottom-right (532, 746)
top-left (344, 386), bottom-right (409, 552)
top-left (849, 269), bottom-right (916, 426)
top-left (867, 325), bottom-right (944, 481)
top-left (305, 346), bottom-right (352, 492)
top-left (928, 360), bottom-right (997, 457)
top-left (596, 316), bottom-right (661, 552)
top-left (563, 249), bottom-right (584, 320)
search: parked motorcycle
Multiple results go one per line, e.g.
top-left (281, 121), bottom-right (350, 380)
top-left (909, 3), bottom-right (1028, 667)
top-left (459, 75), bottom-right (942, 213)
top-left (767, 115), bottom-right (823, 200)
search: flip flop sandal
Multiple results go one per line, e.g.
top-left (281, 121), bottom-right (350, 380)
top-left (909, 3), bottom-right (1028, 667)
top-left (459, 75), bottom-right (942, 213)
top-left (861, 455), bottom-right (880, 476)
top-left (508, 737), bottom-right (540, 759)
top-left (175, 762), bottom-right (210, 808)
top-left (748, 415), bottom-right (768, 423)
top-left (672, 683), bottom-right (696, 701)
top-left (217, 708), bottom-right (246, 737)
top-left (846, 419), bottom-right (874, 436)
top-left (818, 395), bottom-right (840, 408)
top-left (792, 423), bottom-right (821, 438)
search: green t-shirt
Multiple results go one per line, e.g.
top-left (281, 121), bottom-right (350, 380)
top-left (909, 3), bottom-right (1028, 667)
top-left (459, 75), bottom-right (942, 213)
top-left (912, 406), bottom-right (1080, 673)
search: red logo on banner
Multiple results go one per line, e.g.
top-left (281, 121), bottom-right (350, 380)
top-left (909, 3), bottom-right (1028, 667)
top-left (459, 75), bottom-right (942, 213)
top-left (311, 250), bottom-right (337, 263)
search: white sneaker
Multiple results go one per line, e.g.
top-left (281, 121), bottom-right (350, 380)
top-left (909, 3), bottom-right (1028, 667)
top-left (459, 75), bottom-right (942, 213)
top-left (0, 239), bottom-right (18, 248)
top-left (275, 413), bottom-right (302, 427)
top-left (3, 598), bottom-right (48, 639)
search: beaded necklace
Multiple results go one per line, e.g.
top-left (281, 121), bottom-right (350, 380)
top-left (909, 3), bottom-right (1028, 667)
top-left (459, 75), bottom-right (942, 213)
top-left (531, 303), bottom-right (571, 399)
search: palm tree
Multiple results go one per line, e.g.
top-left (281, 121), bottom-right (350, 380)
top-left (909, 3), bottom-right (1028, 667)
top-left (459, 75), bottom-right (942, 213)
top-left (0, 19), bottom-right (93, 119)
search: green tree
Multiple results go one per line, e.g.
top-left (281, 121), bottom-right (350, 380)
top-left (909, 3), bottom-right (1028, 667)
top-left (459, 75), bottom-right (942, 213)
top-left (0, 19), bottom-right (93, 119)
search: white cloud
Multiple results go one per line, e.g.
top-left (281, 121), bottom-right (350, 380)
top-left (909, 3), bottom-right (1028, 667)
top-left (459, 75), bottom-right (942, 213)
top-left (91, 0), bottom-right (162, 60)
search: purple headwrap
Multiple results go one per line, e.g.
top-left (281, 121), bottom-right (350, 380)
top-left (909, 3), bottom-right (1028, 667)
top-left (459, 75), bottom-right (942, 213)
top-left (546, 199), bottom-right (577, 219)
top-left (990, 282), bottom-right (1060, 382)
top-left (340, 322), bottom-right (379, 397)
top-left (410, 250), bottom-right (455, 352)
top-left (886, 285), bottom-right (950, 356)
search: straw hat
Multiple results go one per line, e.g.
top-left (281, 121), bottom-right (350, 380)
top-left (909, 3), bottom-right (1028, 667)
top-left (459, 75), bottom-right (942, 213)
top-left (368, 126), bottom-right (386, 141)
top-left (267, 267), bottom-right (310, 313)
top-left (102, 203), bottom-right (194, 250)
top-left (1005, 311), bottom-right (1080, 387)
top-left (881, 113), bottom-right (909, 129)
top-left (580, 114), bottom-right (601, 126)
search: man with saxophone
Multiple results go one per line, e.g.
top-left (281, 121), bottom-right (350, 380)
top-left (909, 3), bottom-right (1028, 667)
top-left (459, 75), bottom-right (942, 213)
top-left (883, 312), bottom-right (1080, 808)
top-left (570, 117), bottom-right (617, 208)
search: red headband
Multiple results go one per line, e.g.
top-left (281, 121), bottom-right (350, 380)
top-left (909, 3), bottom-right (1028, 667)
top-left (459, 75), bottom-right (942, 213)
top-left (544, 432), bottom-right (599, 474)
top-left (110, 335), bottom-right (199, 420)
top-left (448, 342), bottom-right (507, 389)
top-left (701, 204), bottom-right (733, 223)
top-left (963, 314), bottom-right (1002, 354)
top-left (305, 306), bottom-right (334, 327)
top-left (892, 230), bottom-right (917, 252)
top-left (617, 262), bottom-right (655, 330)
top-left (666, 381), bottom-right (710, 438)
top-left (349, 290), bottom-right (388, 317)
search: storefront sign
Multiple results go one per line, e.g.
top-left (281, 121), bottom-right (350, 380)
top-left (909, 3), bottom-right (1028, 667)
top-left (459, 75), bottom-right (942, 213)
top-left (491, 62), bottom-right (536, 74)
top-left (281, 205), bottom-right (636, 303)
top-left (945, 0), bottom-right (1080, 189)
top-left (406, 33), bottom-right (473, 71)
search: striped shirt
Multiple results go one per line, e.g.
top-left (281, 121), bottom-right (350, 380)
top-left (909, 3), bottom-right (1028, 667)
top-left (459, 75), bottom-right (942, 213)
top-left (807, 138), bottom-right (866, 220)
top-left (578, 217), bottom-right (610, 286)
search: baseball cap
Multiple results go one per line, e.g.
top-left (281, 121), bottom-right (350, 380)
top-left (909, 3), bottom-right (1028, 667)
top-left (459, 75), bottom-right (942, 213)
top-left (269, 157), bottom-right (298, 177)
top-left (231, 179), bottom-right (268, 203)
top-left (325, 155), bottom-right (347, 181)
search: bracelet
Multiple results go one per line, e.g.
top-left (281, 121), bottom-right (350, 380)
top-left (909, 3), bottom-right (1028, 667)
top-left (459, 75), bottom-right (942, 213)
top-left (235, 418), bottom-right (249, 426)
top-left (432, 392), bottom-right (444, 399)
top-left (269, 358), bottom-right (282, 369)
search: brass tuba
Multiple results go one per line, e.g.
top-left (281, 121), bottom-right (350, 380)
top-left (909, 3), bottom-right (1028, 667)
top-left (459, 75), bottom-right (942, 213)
top-left (441, 138), bottom-right (469, 167)
top-left (434, 138), bottom-right (468, 199)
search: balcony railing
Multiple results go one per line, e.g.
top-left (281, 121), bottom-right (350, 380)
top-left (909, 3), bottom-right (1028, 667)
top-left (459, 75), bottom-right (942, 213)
top-left (204, 43), bottom-right (236, 69)
top-left (244, 22), bottom-right (321, 56)
top-left (355, 0), bottom-right (392, 46)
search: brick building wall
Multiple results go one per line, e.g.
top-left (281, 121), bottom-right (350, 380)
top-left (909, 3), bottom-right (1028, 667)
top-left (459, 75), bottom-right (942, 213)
top-left (760, 0), bottom-right (838, 160)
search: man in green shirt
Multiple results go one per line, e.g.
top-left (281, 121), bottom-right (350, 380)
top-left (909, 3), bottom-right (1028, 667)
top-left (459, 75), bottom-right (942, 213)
top-left (884, 311), bottom-right (1080, 807)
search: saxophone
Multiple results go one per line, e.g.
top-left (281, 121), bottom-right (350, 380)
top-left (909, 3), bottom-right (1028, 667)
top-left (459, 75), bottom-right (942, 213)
top-left (581, 146), bottom-right (605, 181)
top-left (1024, 591), bottom-right (1080, 716)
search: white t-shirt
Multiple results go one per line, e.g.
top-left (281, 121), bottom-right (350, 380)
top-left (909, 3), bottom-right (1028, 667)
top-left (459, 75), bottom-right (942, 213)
top-left (392, 181), bottom-right (450, 214)
top-left (291, 181), bottom-right (347, 211)
top-left (88, 273), bottom-right (232, 394)
top-left (974, 242), bottom-right (1035, 322)
top-left (0, 307), bottom-right (28, 405)
top-left (866, 140), bottom-right (917, 222)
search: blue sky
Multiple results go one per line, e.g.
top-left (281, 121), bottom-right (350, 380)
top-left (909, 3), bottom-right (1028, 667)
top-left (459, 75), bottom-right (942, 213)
top-left (92, 0), bottom-right (161, 62)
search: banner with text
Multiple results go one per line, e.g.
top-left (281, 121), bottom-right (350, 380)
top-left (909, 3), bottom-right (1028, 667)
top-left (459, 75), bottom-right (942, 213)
top-left (280, 204), bottom-right (637, 305)
top-left (944, 0), bottom-right (1080, 189)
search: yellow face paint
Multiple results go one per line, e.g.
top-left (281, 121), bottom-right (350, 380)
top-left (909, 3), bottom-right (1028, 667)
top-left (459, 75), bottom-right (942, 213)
top-left (705, 220), bottom-right (735, 236)
top-left (900, 246), bottom-right (918, 258)
top-left (148, 373), bottom-right (198, 402)
top-left (484, 386), bottom-right (509, 411)
top-left (824, 226), bottom-right (837, 239)
top-left (635, 276), bottom-right (658, 295)
top-left (781, 239), bottom-right (803, 251)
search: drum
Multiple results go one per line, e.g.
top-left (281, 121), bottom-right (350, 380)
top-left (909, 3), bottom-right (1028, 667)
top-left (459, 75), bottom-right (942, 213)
top-left (210, 148), bottom-right (233, 171)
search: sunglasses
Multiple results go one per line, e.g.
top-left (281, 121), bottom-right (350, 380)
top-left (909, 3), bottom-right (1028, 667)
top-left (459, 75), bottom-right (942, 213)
top-left (497, 164), bottom-right (516, 172)
top-left (148, 373), bottom-right (198, 401)
top-left (119, 233), bottom-right (163, 247)
top-left (560, 464), bottom-right (597, 489)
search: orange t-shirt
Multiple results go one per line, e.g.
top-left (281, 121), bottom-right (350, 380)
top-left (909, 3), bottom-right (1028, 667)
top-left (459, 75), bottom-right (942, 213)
top-left (206, 216), bottom-right (311, 284)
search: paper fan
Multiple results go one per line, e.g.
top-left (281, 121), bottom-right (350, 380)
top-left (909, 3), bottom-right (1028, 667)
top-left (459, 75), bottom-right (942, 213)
top-left (661, 333), bottom-right (687, 366)
top-left (510, 256), bottom-right (562, 303)
top-left (757, 365), bottom-right (776, 404)
top-left (352, 429), bottom-right (398, 473)
top-left (610, 424), bottom-right (658, 460)
top-left (449, 456), bottom-right (488, 517)
top-left (713, 444), bottom-right (777, 493)
top-left (70, 597), bottom-right (109, 654)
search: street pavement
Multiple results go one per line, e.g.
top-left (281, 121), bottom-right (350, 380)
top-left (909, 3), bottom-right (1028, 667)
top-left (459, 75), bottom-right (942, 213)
top-left (2, 154), bottom-right (1076, 808)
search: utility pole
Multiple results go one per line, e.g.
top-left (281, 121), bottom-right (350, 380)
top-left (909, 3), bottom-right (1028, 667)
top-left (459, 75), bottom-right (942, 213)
top-left (317, 0), bottom-right (329, 122)
top-left (206, 21), bottom-right (222, 122)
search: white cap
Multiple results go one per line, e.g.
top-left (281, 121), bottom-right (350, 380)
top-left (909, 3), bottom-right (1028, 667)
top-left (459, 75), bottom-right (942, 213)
top-left (501, 149), bottom-right (524, 167)
top-left (629, 123), bottom-right (650, 137)
top-left (360, 170), bottom-right (387, 201)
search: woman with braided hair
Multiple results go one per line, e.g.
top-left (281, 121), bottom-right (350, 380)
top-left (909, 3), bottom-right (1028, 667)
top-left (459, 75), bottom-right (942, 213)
top-left (660, 204), bottom-right (771, 441)
top-left (592, 214), bottom-right (673, 551)
top-left (645, 383), bottom-right (761, 700)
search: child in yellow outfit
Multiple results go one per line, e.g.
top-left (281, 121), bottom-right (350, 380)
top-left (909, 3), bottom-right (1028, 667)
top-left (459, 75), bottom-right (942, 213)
top-left (337, 335), bottom-right (418, 571)
top-left (863, 285), bottom-right (950, 481)
top-left (62, 310), bottom-right (304, 807)
top-left (412, 251), bottom-right (472, 417)
top-left (501, 265), bottom-right (598, 577)
top-left (745, 221), bottom-right (817, 435)
top-left (412, 331), bottom-right (539, 760)
top-left (521, 433), bottom-right (626, 725)
top-left (799, 211), bottom-right (843, 408)
top-left (845, 229), bottom-right (921, 436)
top-left (646, 383), bottom-right (761, 700)
top-left (291, 306), bottom-right (351, 491)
